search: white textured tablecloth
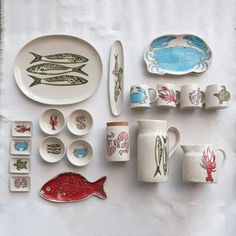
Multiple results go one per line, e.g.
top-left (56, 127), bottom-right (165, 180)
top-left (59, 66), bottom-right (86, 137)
top-left (1, 0), bottom-right (236, 235)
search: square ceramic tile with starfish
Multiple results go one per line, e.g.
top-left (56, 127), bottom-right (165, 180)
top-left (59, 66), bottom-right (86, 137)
top-left (11, 121), bottom-right (33, 137)
top-left (10, 157), bottom-right (30, 174)
top-left (10, 139), bottom-right (32, 156)
top-left (10, 175), bottom-right (30, 192)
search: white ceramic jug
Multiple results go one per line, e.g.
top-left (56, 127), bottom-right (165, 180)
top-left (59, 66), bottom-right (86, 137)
top-left (137, 120), bottom-right (180, 183)
top-left (181, 145), bottom-right (226, 183)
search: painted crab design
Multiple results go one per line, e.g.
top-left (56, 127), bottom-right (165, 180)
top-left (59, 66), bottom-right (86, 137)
top-left (214, 86), bottom-right (231, 104)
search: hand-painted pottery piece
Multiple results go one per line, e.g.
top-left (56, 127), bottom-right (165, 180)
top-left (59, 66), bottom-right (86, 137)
top-left (67, 140), bottom-right (93, 166)
top-left (144, 34), bottom-right (212, 75)
top-left (179, 84), bottom-right (204, 110)
top-left (10, 175), bottom-right (30, 192)
top-left (12, 121), bottom-right (33, 137)
top-left (130, 84), bottom-right (158, 109)
top-left (106, 122), bottom-right (130, 162)
top-left (10, 157), bottom-right (30, 174)
top-left (181, 145), bottom-right (226, 183)
top-left (40, 172), bottom-right (107, 202)
top-left (205, 84), bottom-right (230, 110)
top-left (67, 109), bottom-right (93, 136)
top-left (14, 35), bottom-right (102, 105)
top-left (39, 136), bottom-right (65, 163)
top-left (39, 108), bottom-right (65, 135)
top-left (109, 40), bottom-right (124, 116)
top-left (137, 120), bottom-right (180, 182)
top-left (11, 139), bottom-right (31, 156)
top-left (156, 83), bottom-right (178, 109)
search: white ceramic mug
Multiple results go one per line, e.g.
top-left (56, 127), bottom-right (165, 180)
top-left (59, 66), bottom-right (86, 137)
top-left (156, 83), bottom-right (178, 109)
top-left (137, 120), bottom-right (181, 182)
top-left (181, 145), bottom-right (226, 183)
top-left (130, 84), bottom-right (158, 109)
top-left (106, 122), bottom-right (130, 161)
top-left (179, 84), bottom-right (204, 110)
top-left (205, 84), bottom-right (231, 110)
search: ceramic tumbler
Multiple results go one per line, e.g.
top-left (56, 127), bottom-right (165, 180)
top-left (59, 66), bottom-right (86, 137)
top-left (205, 84), bottom-right (231, 110)
top-left (106, 122), bottom-right (130, 161)
top-left (179, 84), bottom-right (204, 110)
top-left (130, 84), bottom-right (158, 109)
top-left (156, 83), bottom-right (178, 109)
top-left (181, 145), bottom-right (226, 183)
top-left (137, 120), bottom-right (180, 183)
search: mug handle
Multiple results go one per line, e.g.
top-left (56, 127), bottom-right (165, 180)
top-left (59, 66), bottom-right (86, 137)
top-left (175, 90), bottom-right (180, 105)
top-left (216, 149), bottom-right (226, 170)
top-left (148, 88), bottom-right (158, 103)
top-left (167, 127), bottom-right (181, 158)
top-left (201, 91), bottom-right (205, 104)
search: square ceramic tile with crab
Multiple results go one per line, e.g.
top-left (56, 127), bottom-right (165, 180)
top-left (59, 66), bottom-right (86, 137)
top-left (11, 121), bottom-right (33, 137)
top-left (10, 139), bottom-right (32, 155)
top-left (10, 175), bottom-right (30, 192)
top-left (10, 157), bottom-right (30, 174)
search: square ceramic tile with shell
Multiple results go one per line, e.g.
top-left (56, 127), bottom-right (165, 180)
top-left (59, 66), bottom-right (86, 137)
top-left (10, 175), bottom-right (30, 192)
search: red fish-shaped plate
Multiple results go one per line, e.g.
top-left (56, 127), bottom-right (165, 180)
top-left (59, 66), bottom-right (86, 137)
top-left (40, 172), bottom-right (107, 203)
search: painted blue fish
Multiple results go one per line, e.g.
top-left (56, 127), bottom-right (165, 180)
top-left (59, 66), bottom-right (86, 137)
top-left (73, 147), bottom-right (88, 158)
top-left (183, 35), bottom-right (208, 52)
top-left (151, 36), bottom-right (176, 49)
top-left (130, 87), bottom-right (148, 104)
top-left (14, 142), bottom-right (29, 151)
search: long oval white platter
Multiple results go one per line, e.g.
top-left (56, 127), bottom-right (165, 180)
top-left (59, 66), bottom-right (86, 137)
top-left (109, 40), bottom-right (124, 116)
top-left (14, 35), bottom-right (103, 105)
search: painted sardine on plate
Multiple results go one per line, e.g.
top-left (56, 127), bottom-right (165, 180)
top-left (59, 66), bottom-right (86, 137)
top-left (26, 63), bottom-right (88, 76)
top-left (28, 75), bottom-right (88, 87)
top-left (40, 172), bottom-right (107, 203)
top-left (29, 52), bottom-right (89, 64)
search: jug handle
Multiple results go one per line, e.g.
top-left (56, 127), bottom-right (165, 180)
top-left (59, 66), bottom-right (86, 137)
top-left (216, 149), bottom-right (226, 170)
top-left (167, 127), bottom-right (181, 158)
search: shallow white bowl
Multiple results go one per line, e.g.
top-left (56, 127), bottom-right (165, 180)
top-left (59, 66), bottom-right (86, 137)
top-left (39, 108), bottom-right (65, 135)
top-left (67, 109), bottom-right (93, 136)
top-left (39, 136), bottom-right (65, 163)
top-left (67, 140), bottom-right (93, 166)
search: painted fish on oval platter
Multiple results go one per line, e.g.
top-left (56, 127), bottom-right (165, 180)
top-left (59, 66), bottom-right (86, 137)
top-left (28, 75), bottom-right (88, 87)
top-left (29, 52), bottom-right (89, 64)
top-left (40, 172), bottom-right (107, 203)
top-left (26, 63), bottom-right (88, 76)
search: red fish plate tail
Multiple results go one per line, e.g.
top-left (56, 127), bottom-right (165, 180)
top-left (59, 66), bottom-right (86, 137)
top-left (93, 176), bottom-right (107, 199)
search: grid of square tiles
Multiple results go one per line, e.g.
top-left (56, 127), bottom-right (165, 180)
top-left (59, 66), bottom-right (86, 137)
top-left (9, 121), bottom-right (32, 192)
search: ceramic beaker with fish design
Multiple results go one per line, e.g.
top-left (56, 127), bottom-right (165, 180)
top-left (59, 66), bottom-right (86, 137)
top-left (137, 120), bottom-right (180, 182)
top-left (181, 145), bottom-right (226, 183)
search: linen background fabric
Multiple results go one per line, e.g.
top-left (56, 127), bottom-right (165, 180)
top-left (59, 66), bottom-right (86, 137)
top-left (1, 0), bottom-right (236, 235)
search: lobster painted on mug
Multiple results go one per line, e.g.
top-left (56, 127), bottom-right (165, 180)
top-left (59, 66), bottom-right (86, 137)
top-left (107, 131), bottom-right (129, 156)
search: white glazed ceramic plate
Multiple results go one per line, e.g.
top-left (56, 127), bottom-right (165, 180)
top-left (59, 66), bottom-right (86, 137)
top-left (14, 35), bottom-right (103, 105)
top-left (67, 140), bottom-right (93, 166)
top-left (39, 136), bottom-right (65, 163)
top-left (144, 34), bottom-right (212, 75)
top-left (10, 157), bottom-right (30, 174)
top-left (39, 108), bottom-right (65, 135)
top-left (11, 138), bottom-right (31, 156)
top-left (67, 109), bottom-right (93, 136)
top-left (109, 40), bottom-right (124, 116)
top-left (12, 121), bottom-right (33, 137)
top-left (10, 175), bottom-right (30, 192)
